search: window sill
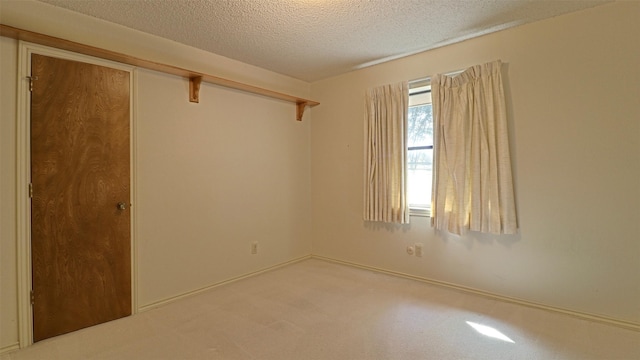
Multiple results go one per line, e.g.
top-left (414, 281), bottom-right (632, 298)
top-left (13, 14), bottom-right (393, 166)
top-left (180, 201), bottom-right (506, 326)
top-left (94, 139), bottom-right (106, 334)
top-left (409, 208), bottom-right (431, 217)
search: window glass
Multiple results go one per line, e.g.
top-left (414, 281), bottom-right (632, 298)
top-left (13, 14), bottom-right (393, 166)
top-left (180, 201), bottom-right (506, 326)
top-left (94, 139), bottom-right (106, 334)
top-left (407, 86), bottom-right (433, 214)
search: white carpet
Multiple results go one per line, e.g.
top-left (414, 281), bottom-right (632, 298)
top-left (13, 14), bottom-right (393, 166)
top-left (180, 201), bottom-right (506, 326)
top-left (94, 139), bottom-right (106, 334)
top-left (3, 259), bottom-right (639, 359)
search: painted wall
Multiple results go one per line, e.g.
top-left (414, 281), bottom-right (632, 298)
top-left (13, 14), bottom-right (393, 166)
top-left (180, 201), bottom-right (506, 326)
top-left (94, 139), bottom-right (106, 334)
top-left (0, 36), bottom-right (19, 352)
top-left (135, 69), bottom-right (312, 307)
top-left (310, 1), bottom-right (640, 325)
top-left (0, 1), bottom-right (312, 351)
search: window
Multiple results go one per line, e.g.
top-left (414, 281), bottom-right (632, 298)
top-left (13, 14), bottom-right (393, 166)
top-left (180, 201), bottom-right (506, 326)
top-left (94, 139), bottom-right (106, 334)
top-left (407, 85), bottom-right (433, 216)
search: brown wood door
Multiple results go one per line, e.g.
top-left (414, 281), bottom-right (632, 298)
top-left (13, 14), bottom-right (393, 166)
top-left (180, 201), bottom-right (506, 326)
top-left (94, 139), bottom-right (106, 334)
top-left (30, 54), bottom-right (131, 342)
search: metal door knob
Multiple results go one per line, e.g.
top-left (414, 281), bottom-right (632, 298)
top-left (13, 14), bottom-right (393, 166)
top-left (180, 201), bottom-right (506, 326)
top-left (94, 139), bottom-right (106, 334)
top-left (117, 202), bottom-right (127, 210)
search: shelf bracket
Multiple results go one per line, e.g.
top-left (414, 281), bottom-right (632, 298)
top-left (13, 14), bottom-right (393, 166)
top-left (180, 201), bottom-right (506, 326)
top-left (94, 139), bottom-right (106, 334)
top-left (189, 76), bottom-right (202, 103)
top-left (296, 102), bottom-right (308, 121)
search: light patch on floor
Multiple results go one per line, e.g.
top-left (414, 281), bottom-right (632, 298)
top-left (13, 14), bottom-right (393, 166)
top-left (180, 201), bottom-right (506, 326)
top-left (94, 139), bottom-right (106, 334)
top-left (466, 321), bottom-right (516, 343)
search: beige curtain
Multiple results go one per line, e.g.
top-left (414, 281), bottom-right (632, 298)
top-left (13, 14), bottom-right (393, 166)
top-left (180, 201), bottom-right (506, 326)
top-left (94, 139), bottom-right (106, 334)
top-left (364, 81), bottom-right (409, 224)
top-left (431, 61), bottom-right (517, 235)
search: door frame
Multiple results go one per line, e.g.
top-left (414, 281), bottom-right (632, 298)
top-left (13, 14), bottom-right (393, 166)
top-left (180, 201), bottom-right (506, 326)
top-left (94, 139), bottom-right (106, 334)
top-left (16, 41), bottom-right (139, 347)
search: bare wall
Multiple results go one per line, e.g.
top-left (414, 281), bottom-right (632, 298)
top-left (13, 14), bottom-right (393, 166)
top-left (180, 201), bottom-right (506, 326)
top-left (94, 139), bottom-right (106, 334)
top-left (136, 69), bottom-right (312, 306)
top-left (0, 36), bottom-right (19, 352)
top-left (309, 1), bottom-right (640, 324)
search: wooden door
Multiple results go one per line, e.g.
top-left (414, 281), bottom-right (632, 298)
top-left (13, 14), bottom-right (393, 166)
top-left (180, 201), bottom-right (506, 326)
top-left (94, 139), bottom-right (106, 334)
top-left (30, 54), bottom-right (131, 342)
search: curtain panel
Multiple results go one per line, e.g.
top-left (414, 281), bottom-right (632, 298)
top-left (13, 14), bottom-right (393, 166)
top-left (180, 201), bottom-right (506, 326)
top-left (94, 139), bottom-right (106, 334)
top-left (431, 61), bottom-right (518, 235)
top-left (364, 81), bottom-right (409, 224)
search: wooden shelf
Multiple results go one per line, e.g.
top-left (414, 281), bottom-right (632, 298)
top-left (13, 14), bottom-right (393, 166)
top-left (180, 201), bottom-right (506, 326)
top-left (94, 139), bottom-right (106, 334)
top-left (0, 24), bottom-right (319, 121)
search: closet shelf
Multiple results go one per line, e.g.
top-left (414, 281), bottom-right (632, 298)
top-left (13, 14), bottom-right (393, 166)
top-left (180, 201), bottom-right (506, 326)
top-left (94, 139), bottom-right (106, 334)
top-left (1, 24), bottom-right (319, 121)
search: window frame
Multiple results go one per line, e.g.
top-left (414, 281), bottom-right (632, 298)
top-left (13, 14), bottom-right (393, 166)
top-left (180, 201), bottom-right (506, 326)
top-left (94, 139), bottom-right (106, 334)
top-left (407, 84), bottom-right (433, 217)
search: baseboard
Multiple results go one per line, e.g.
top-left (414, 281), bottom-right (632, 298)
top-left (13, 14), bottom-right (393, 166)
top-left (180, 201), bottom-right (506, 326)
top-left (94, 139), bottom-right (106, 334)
top-left (138, 255), bottom-right (312, 312)
top-left (0, 342), bottom-right (20, 356)
top-left (312, 255), bottom-right (640, 332)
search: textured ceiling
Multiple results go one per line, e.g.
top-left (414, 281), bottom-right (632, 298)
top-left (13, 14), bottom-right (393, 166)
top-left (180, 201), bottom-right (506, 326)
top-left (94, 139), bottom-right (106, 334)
top-left (37, 0), bottom-right (610, 82)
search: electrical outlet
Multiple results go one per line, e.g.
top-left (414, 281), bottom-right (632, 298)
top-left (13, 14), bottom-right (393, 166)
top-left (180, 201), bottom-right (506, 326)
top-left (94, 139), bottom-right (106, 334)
top-left (251, 242), bottom-right (258, 255)
top-left (415, 243), bottom-right (423, 257)
top-left (406, 246), bottom-right (414, 255)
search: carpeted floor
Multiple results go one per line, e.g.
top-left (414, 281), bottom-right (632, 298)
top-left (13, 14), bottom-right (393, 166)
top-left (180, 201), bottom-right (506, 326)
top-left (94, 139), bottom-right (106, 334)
top-left (3, 259), bottom-right (639, 359)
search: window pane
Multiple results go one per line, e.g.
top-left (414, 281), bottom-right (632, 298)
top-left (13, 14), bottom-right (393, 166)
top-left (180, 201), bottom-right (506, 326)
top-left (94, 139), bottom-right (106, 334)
top-left (407, 104), bottom-right (433, 148)
top-left (407, 149), bottom-right (432, 208)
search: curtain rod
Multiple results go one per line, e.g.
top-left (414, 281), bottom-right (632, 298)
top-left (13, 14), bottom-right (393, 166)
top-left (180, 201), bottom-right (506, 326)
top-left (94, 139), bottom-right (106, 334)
top-left (409, 69), bottom-right (464, 87)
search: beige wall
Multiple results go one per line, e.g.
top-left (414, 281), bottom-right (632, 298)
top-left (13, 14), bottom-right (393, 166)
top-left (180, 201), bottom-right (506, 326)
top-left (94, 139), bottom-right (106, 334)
top-left (310, 1), bottom-right (640, 325)
top-left (0, 1), bottom-right (312, 351)
top-left (135, 69), bottom-right (312, 306)
top-left (0, 36), bottom-right (19, 352)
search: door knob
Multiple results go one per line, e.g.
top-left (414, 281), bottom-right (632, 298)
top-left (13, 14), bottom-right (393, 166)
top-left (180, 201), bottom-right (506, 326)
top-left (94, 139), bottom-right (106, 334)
top-left (117, 202), bottom-right (127, 210)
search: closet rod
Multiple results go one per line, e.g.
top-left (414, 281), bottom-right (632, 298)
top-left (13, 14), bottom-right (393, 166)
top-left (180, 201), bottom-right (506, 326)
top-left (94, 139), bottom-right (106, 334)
top-left (0, 24), bottom-right (320, 121)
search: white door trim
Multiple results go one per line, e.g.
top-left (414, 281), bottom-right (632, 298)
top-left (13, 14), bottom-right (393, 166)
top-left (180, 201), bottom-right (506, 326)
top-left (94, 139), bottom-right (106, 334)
top-left (16, 41), bottom-right (139, 348)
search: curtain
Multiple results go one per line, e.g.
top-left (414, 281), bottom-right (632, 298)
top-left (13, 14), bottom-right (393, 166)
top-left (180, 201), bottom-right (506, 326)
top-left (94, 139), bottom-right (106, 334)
top-left (364, 81), bottom-right (409, 224)
top-left (431, 61), bottom-right (517, 235)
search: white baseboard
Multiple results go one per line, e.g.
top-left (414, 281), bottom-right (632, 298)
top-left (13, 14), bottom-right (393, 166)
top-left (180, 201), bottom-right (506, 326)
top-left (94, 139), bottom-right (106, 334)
top-left (312, 255), bottom-right (640, 332)
top-left (0, 342), bottom-right (20, 356)
top-left (138, 255), bottom-right (312, 312)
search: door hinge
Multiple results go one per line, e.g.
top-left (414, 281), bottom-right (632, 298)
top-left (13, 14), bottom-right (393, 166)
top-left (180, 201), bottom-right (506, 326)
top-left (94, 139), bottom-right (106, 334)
top-left (29, 183), bottom-right (33, 198)
top-left (30, 290), bottom-right (35, 305)
top-left (26, 75), bottom-right (38, 92)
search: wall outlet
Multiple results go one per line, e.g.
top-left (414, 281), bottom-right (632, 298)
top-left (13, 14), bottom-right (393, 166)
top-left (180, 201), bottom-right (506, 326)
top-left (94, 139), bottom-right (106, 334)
top-left (251, 242), bottom-right (258, 255)
top-left (406, 246), bottom-right (414, 255)
top-left (415, 243), bottom-right (423, 257)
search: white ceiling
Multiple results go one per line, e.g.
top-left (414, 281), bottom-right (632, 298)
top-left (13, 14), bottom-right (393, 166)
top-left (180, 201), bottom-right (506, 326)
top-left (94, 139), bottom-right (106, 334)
top-left (37, 0), bottom-right (610, 82)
